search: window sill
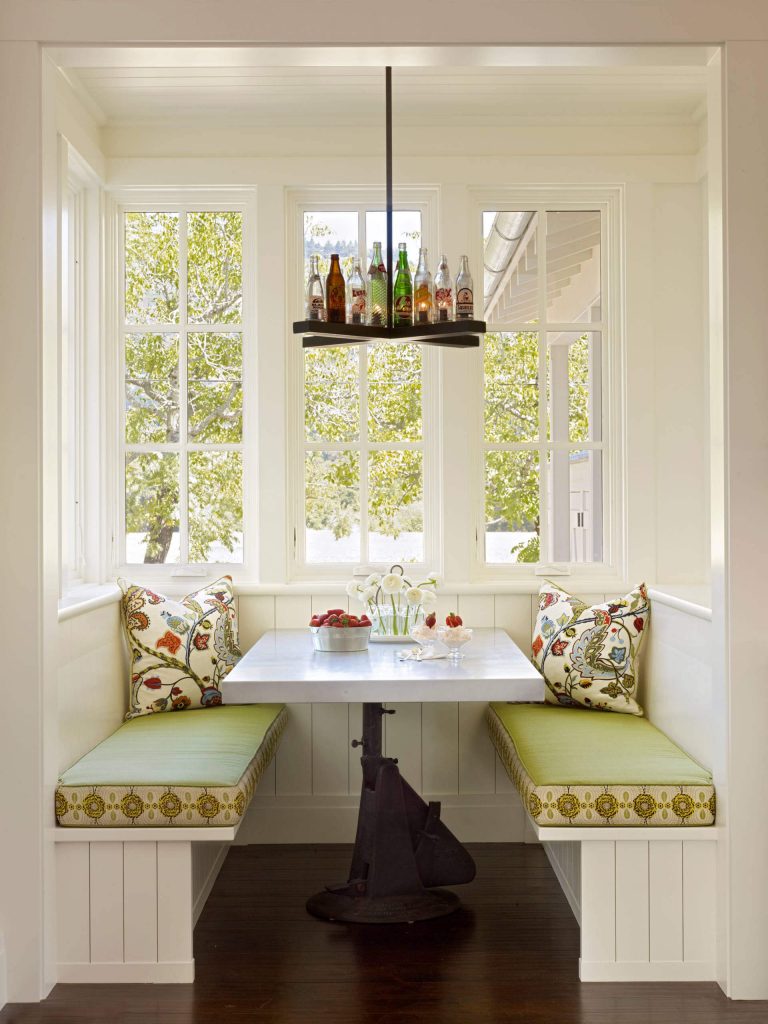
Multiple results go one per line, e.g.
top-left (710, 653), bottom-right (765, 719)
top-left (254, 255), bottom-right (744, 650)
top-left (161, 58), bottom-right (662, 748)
top-left (58, 582), bottom-right (121, 623)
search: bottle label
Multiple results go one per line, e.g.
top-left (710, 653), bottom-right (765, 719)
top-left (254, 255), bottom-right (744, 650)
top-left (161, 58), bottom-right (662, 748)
top-left (414, 283), bottom-right (431, 305)
top-left (309, 295), bottom-right (324, 311)
top-left (351, 288), bottom-right (367, 315)
top-left (395, 295), bottom-right (413, 315)
top-left (435, 287), bottom-right (452, 306)
top-left (456, 287), bottom-right (474, 317)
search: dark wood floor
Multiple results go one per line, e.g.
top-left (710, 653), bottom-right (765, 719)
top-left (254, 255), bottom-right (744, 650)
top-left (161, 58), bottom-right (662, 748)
top-left (2, 843), bottom-right (767, 1023)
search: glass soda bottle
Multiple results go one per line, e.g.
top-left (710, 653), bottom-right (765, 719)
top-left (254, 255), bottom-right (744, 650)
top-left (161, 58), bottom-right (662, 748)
top-left (367, 242), bottom-right (387, 325)
top-left (347, 258), bottom-right (367, 324)
top-left (413, 247), bottom-right (434, 324)
top-left (326, 253), bottom-right (346, 324)
top-left (434, 254), bottom-right (453, 322)
top-left (455, 255), bottom-right (474, 319)
top-left (305, 255), bottom-right (325, 321)
top-left (393, 242), bottom-right (413, 327)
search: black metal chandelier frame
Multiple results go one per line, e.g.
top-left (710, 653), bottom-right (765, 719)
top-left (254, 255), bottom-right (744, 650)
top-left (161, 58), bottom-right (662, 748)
top-left (293, 67), bottom-right (486, 349)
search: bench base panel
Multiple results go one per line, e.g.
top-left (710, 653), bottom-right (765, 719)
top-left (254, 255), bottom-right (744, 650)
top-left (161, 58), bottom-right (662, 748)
top-left (580, 959), bottom-right (716, 982)
top-left (57, 961), bottom-right (195, 984)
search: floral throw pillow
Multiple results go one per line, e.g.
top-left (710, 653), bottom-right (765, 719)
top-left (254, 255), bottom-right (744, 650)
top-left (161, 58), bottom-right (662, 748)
top-left (118, 576), bottom-right (242, 718)
top-left (531, 582), bottom-right (650, 715)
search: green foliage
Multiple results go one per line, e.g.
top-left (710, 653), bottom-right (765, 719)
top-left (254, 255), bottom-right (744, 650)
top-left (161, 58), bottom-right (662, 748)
top-left (124, 212), bottom-right (243, 564)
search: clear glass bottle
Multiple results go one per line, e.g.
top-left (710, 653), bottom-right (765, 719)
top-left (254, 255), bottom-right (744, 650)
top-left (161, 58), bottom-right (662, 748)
top-left (367, 241), bottom-right (388, 326)
top-left (305, 255), bottom-right (325, 321)
top-left (434, 254), bottom-right (453, 322)
top-left (393, 242), bottom-right (413, 327)
top-left (413, 247), bottom-right (434, 324)
top-left (347, 258), bottom-right (367, 324)
top-left (326, 253), bottom-right (346, 324)
top-left (455, 255), bottom-right (474, 320)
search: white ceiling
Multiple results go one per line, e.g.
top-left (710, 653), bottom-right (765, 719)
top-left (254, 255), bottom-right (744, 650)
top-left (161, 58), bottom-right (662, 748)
top-left (67, 65), bottom-right (708, 128)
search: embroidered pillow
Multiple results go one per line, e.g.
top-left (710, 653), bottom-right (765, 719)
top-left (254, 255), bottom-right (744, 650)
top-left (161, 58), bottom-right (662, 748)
top-left (531, 582), bottom-right (649, 715)
top-left (118, 576), bottom-right (242, 718)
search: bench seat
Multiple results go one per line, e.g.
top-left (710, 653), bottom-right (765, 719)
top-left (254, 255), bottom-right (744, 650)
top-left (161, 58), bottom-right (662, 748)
top-left (487, 702), bottom-right (715, 827)
top-left (56, 704), bottom-right (288, 828)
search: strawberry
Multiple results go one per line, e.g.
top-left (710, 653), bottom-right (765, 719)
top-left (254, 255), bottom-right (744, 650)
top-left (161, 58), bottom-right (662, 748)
top-left (327, 608), bottom-right (345, 616)
top-left (310, 616), bottom-right (321, 627)
top-left (445, 612), bottom-right (463, 628)
top-left (360, 615), bottom-right (371, 625)
top-left (425, 612), bottom-right (437, 628)
top-left (326, 614), bottom-right (339, 626)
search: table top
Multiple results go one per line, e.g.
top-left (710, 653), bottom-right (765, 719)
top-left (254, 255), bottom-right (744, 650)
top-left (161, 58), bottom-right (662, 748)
top-left (222, 628), bottom-right (544, 704)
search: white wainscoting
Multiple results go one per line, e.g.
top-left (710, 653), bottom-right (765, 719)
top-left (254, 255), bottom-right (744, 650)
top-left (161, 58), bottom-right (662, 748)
top-left (235, 591), bottom-right (609, 844)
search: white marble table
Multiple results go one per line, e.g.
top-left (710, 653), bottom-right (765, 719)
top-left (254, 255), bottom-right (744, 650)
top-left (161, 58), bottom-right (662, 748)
top-left (223, 627), bottom-right (544, 704)
top-left (224, 626), bottom-right (543, 924)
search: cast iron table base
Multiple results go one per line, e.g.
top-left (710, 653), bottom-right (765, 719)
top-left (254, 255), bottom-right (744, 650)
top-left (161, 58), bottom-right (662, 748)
top-left (306, 703), bottom-right (476, 924)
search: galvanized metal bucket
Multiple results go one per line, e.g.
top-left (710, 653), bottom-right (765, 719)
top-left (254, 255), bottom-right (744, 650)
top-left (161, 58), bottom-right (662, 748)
top-left (310, 625), bottom-right (371, 652)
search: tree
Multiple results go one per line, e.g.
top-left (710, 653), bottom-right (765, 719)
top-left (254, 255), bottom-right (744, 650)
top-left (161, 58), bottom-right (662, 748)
top-left (124, 211), bottom-right (243, 563)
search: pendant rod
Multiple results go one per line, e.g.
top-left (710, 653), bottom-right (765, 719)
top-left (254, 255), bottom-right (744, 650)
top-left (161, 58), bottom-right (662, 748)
top-left (385, 66), bottom-right (393, 330)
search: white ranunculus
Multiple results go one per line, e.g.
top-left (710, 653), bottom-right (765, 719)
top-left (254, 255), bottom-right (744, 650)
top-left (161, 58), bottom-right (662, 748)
top-left (346, 579), bottom-right (362, 598)
top-left (406, 587), bottom-right (424, 607)
top-left (420, 588), bottom-right (437, 608)
top-left (365, 573), bottom-right (382, 588)
top-left (381, 573), bottom-right (404, 594)
top-left (362, 585), bottom-right (378, 602)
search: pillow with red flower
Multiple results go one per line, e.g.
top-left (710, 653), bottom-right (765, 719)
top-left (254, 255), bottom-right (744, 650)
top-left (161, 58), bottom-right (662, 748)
top-left (118, 576), bottom-right (242, 718)
top-left (531, 582), bottom-right (650, 715)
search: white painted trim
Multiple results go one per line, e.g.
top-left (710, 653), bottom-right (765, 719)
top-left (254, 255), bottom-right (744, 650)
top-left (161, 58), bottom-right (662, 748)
top-left (192, 844), bottom-right (229, 926)
top-left (58, 582), bottom-right (120, 621)
top-left (647, 587), bottom-right (712, 620)
top-left (534, 824), bottom-right (721, 843)
top-left (57, 961), bottom-right (195, 984)
top-left (579, 959), bottom-right (715, 982)
top-left (52, 825), bottom-right (237, 842)
top-left (0, 931), bottom-right (6, 1013)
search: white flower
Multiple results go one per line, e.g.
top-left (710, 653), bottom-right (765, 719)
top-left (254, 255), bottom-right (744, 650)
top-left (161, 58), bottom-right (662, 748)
top-left (362, 585), bottom-right (378, 602)
top-left (381, 573), bottom-right (404, 594)
top-left (420, 589), bottom-right (437, 608)
top-left (406, 587), bottom-right (424, 607)
top-left (345, 579), bottom-right (362, 598)
top-left (365, 573), bottom-right (382, 588)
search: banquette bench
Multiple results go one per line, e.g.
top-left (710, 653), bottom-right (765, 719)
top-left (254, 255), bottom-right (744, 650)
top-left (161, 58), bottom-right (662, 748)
top-left (487, 702), bottom-right (718, 981)
top-left (54, 703), bottom-right (287, 982)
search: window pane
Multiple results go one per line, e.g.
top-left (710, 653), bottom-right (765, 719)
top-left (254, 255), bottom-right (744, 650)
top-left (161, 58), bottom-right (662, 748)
top-left (189, 451), bottom-right (243, 563)
top-left (305, 451), bottom-right (360, 563)
top-left (304, 347), bottom-right (359, 442)
top-left (547, 331), bottom-right (601, 444)
top-left (484, 331), bottom-right (539, 443)
top-left (485, 451), bottom-right (539, 564)
top-left (125, 452), bottom-right (180, 564)
top-left (368, 450), bottom-right (423, 563)
top-left (368, 342), bottom-right (422, 442)
top-left (187, 212), bottom-right (243, 325)
top-left (125, 333), bottom-right (180, 443)
top-left (547, 449), bottom-right (603, 563)
top-left (546, 211), bottom-right (601, 323)
top-left (483, 211), bottom-right (536, 324)
top-left (188, 332), bottom-right (242, 443)
top-left (365, 210), bottom-right (421, 272)
top-left (304, 211), bottom-right (359, 282)
top-left (124, 212), bottom-right (179, 324)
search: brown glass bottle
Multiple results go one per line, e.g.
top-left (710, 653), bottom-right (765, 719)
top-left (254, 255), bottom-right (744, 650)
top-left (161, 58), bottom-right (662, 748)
top-left (326, 254), bottom-right (346, 323)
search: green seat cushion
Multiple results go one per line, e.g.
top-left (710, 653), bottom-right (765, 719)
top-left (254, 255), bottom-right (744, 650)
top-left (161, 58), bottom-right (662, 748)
top-left (56, 704), bottom-right (288, 827)
top-left (487, 703), bottom-right (715, 827)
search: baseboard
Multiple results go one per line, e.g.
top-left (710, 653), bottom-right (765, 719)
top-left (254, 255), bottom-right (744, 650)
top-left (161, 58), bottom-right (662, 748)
top-left (238, 793), bottom-right (525, 844)
top-left (58, 961), bottom-right (195, 984)
top-left (0, 931), bottom-right (6, 1011)
top-left (579, 959), bottom-right (715, 982)
top-left (543, 843), bottom-right (581, 925)
top-left (193, 843), bottom-right (229, 925)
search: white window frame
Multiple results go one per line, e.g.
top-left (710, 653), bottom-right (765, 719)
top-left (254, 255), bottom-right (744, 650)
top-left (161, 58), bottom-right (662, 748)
top-left (109, 188), bottom-right (258, 582)
top-left (286, 187), bottom-right (441, 581)
top-left (469, 186), bottom-right (625, 582)
top-left (59, 138), bottom-right (105, 598)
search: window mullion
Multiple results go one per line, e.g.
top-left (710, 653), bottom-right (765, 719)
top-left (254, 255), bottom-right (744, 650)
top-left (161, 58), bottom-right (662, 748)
top-left (178, 210), bottom-right (189, 566)
top-left (537, 209), bottom-right (550, 564)
top-left (359, 344), bottom-right (369, 565)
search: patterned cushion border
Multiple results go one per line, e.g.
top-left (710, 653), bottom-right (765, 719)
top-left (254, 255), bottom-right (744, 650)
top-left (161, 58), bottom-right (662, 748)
top-left (486, 705), bottom-right (715, 827)
top-left (55, 706), bottom-right (288, 827)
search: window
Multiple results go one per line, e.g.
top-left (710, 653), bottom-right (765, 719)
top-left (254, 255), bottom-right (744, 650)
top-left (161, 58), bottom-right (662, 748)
top-left (294, 200), bottom-right (436, 573)
top-left (481, 207), bottom-right (607, 567)
top-left (119, 204), bottom-right (248, 567)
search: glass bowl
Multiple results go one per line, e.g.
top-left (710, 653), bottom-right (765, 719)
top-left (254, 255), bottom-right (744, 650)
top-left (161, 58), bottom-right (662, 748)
top-left (410, 623), bottom-right (438, 650)
top-left (436, 625), bottom-right (473, 662)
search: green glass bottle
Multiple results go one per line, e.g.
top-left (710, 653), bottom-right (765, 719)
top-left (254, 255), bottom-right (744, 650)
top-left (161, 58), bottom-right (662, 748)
top-left (393, 242), bottom-right (413, 327)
